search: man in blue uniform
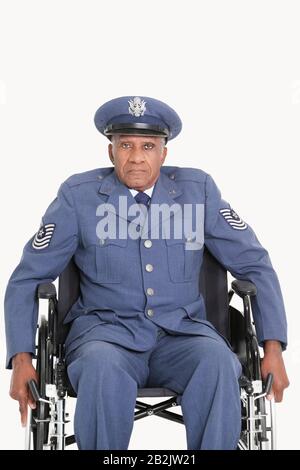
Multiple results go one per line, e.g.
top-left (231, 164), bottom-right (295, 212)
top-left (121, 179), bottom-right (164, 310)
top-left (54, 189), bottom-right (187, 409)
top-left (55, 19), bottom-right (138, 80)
top-left (5, 96), bottom-right (289, 450)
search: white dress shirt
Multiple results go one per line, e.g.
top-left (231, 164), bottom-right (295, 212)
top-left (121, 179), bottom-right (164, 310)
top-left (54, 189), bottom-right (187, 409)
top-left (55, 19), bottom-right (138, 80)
top-left (128, 185), bottom-right (154, 198)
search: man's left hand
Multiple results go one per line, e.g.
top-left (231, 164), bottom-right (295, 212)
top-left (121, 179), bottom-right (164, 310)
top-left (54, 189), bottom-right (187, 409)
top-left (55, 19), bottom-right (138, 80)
top-left (261, 340), bottom-right (290, 403)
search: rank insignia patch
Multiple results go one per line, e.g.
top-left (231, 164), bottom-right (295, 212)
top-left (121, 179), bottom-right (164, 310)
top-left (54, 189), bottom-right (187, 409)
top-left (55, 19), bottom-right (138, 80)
top-left (219, 208), bottom-right (248, 230)
top-left (32, 223), bottom-right (56, 250)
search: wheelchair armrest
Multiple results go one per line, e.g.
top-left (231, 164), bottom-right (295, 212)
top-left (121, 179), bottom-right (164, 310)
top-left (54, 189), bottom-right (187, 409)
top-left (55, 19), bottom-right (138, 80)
top-left (38, 282), bottom-right (57, 299)
top-left (231, 280), bottom-right (257, 298)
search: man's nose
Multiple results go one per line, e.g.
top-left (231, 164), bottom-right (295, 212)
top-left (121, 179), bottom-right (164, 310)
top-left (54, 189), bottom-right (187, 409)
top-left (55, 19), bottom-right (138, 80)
top-left (128, 148), bottom-right (145, 163)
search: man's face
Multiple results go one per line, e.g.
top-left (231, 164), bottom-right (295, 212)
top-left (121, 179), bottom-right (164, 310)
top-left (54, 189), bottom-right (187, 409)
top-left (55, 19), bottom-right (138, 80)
top-left (108, 134), bottom-right (167, 191)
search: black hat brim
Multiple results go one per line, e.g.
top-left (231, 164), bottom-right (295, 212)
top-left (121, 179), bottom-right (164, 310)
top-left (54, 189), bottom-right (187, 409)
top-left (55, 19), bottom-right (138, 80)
top-left (104, 122), bottom-right (169, 138)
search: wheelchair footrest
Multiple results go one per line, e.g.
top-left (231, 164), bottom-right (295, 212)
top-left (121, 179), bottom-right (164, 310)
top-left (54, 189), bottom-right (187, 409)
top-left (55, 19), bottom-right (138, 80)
top-left (65, 435), bottom-right (76, 446)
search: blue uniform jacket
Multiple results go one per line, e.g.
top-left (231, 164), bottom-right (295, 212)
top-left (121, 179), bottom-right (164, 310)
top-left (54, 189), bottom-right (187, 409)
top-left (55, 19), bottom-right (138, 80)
top-left (4, 166), bottom-right (288, 368)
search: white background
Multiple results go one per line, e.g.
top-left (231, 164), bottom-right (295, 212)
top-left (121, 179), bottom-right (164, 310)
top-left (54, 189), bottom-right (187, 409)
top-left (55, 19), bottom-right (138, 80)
top-left (0, 0), bottom-right (299, 450)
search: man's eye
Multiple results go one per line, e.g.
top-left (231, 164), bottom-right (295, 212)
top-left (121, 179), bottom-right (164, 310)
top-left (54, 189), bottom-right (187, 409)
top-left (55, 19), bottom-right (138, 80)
top-left (144, 143), bottom-right (154, 150)
top-left (121, 143), bottom-right (131, 149)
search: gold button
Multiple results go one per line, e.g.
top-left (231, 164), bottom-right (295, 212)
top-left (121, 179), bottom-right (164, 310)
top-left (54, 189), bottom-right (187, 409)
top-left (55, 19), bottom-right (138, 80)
top-left (144, 239), bottom-right (152, 248)
top-left (147, 288), bottom-right (154, 296)
top-left (147, 309), bottom-right (154, 317)
top-left (145, 264), bottom-right (153, 272)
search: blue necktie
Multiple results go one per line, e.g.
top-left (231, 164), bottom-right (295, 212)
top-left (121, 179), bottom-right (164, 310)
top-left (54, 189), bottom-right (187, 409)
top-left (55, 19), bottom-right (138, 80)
top-left (134, 191), bottom-right (151, 208)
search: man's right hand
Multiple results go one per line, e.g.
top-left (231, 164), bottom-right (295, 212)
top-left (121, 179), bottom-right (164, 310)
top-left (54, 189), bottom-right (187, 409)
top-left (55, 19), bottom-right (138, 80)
top-left (10, 352), bottom-right (38, 427)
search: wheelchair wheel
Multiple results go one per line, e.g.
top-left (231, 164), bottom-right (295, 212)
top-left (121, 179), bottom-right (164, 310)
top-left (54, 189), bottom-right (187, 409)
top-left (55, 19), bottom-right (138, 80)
top-left (31, 315), bottom-right (53, 449)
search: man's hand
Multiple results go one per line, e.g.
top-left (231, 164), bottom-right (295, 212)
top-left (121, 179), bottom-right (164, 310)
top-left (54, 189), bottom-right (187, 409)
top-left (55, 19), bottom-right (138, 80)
top-left (261, 340), bottom-right (290, 403)
top-left (10, 352), bottom-right (38, 427)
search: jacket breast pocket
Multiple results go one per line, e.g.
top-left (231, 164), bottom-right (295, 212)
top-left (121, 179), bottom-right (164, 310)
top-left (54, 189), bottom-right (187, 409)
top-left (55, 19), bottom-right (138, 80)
top-left (165, 238), bottom-right (203, 283)
top-left (96, 237), bottom-right (128, 283)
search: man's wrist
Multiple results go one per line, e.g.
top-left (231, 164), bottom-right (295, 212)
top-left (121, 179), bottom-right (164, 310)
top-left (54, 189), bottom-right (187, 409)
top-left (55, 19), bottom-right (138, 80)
top-left (263, 340), bottom-right (282, 354)
top-left (12, 352), bottom-right (33, 367)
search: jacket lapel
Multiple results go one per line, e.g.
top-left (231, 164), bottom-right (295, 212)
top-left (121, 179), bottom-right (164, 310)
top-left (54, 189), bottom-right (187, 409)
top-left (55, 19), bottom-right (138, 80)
top-left (98, 169), bottom-right (183, 237)
top-left (98, 170), bottom-right (139, 225)
top-left (141, 171), bottom-right (183, 237)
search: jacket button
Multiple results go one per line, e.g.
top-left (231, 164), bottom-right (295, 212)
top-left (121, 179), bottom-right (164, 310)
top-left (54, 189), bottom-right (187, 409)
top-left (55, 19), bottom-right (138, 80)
top-left (147, 309), bottom-right (154, 317)
top-left (146, 288), bottom-right (154, 296)
top-left (145, 264), bottom-right (153, 272)
top-left (169, 174), bottom-right (175, 180)
top-left (144, 239), bottom-right (152, 248)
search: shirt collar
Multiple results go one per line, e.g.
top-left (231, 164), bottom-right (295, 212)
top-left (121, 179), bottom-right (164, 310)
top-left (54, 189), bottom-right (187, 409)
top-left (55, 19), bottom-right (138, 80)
top-left (128, 185), bottom-right (154, 198)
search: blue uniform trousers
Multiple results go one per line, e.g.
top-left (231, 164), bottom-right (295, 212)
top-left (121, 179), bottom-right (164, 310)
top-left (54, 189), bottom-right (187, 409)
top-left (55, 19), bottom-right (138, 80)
top-left (66, 328), bottom-right (242, 450)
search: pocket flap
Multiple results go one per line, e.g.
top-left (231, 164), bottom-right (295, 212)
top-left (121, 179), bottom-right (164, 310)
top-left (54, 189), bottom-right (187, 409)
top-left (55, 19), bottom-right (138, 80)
top-left (165, 237), bottom-right (186, 245)
top-left (98, 237), bottom-right (128, 247)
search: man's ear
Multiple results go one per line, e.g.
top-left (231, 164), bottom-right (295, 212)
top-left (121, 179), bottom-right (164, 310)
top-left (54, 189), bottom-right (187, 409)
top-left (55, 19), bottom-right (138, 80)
top-left (108, 143), bottom-right (114, 164)
top-left (161, 146), bottom-right (168, 165)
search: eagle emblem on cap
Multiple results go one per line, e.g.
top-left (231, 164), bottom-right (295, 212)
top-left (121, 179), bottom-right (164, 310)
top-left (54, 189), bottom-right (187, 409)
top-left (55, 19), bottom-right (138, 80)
top-left (128, 97), bottom-right (147, 117)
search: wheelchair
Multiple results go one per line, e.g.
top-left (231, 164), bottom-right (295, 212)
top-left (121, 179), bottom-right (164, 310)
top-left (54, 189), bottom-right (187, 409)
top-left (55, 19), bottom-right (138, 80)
top-left (25, 247), bottom-right (276, 450)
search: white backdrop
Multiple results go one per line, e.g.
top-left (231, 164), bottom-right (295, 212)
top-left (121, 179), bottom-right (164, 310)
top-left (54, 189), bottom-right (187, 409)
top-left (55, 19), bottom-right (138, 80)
top-left (0, 0), bottom-right (299, 450)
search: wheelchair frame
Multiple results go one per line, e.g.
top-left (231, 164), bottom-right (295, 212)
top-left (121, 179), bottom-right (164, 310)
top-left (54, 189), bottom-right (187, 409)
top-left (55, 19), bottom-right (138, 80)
top-left (25, 259), bottom-right (276, 451)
